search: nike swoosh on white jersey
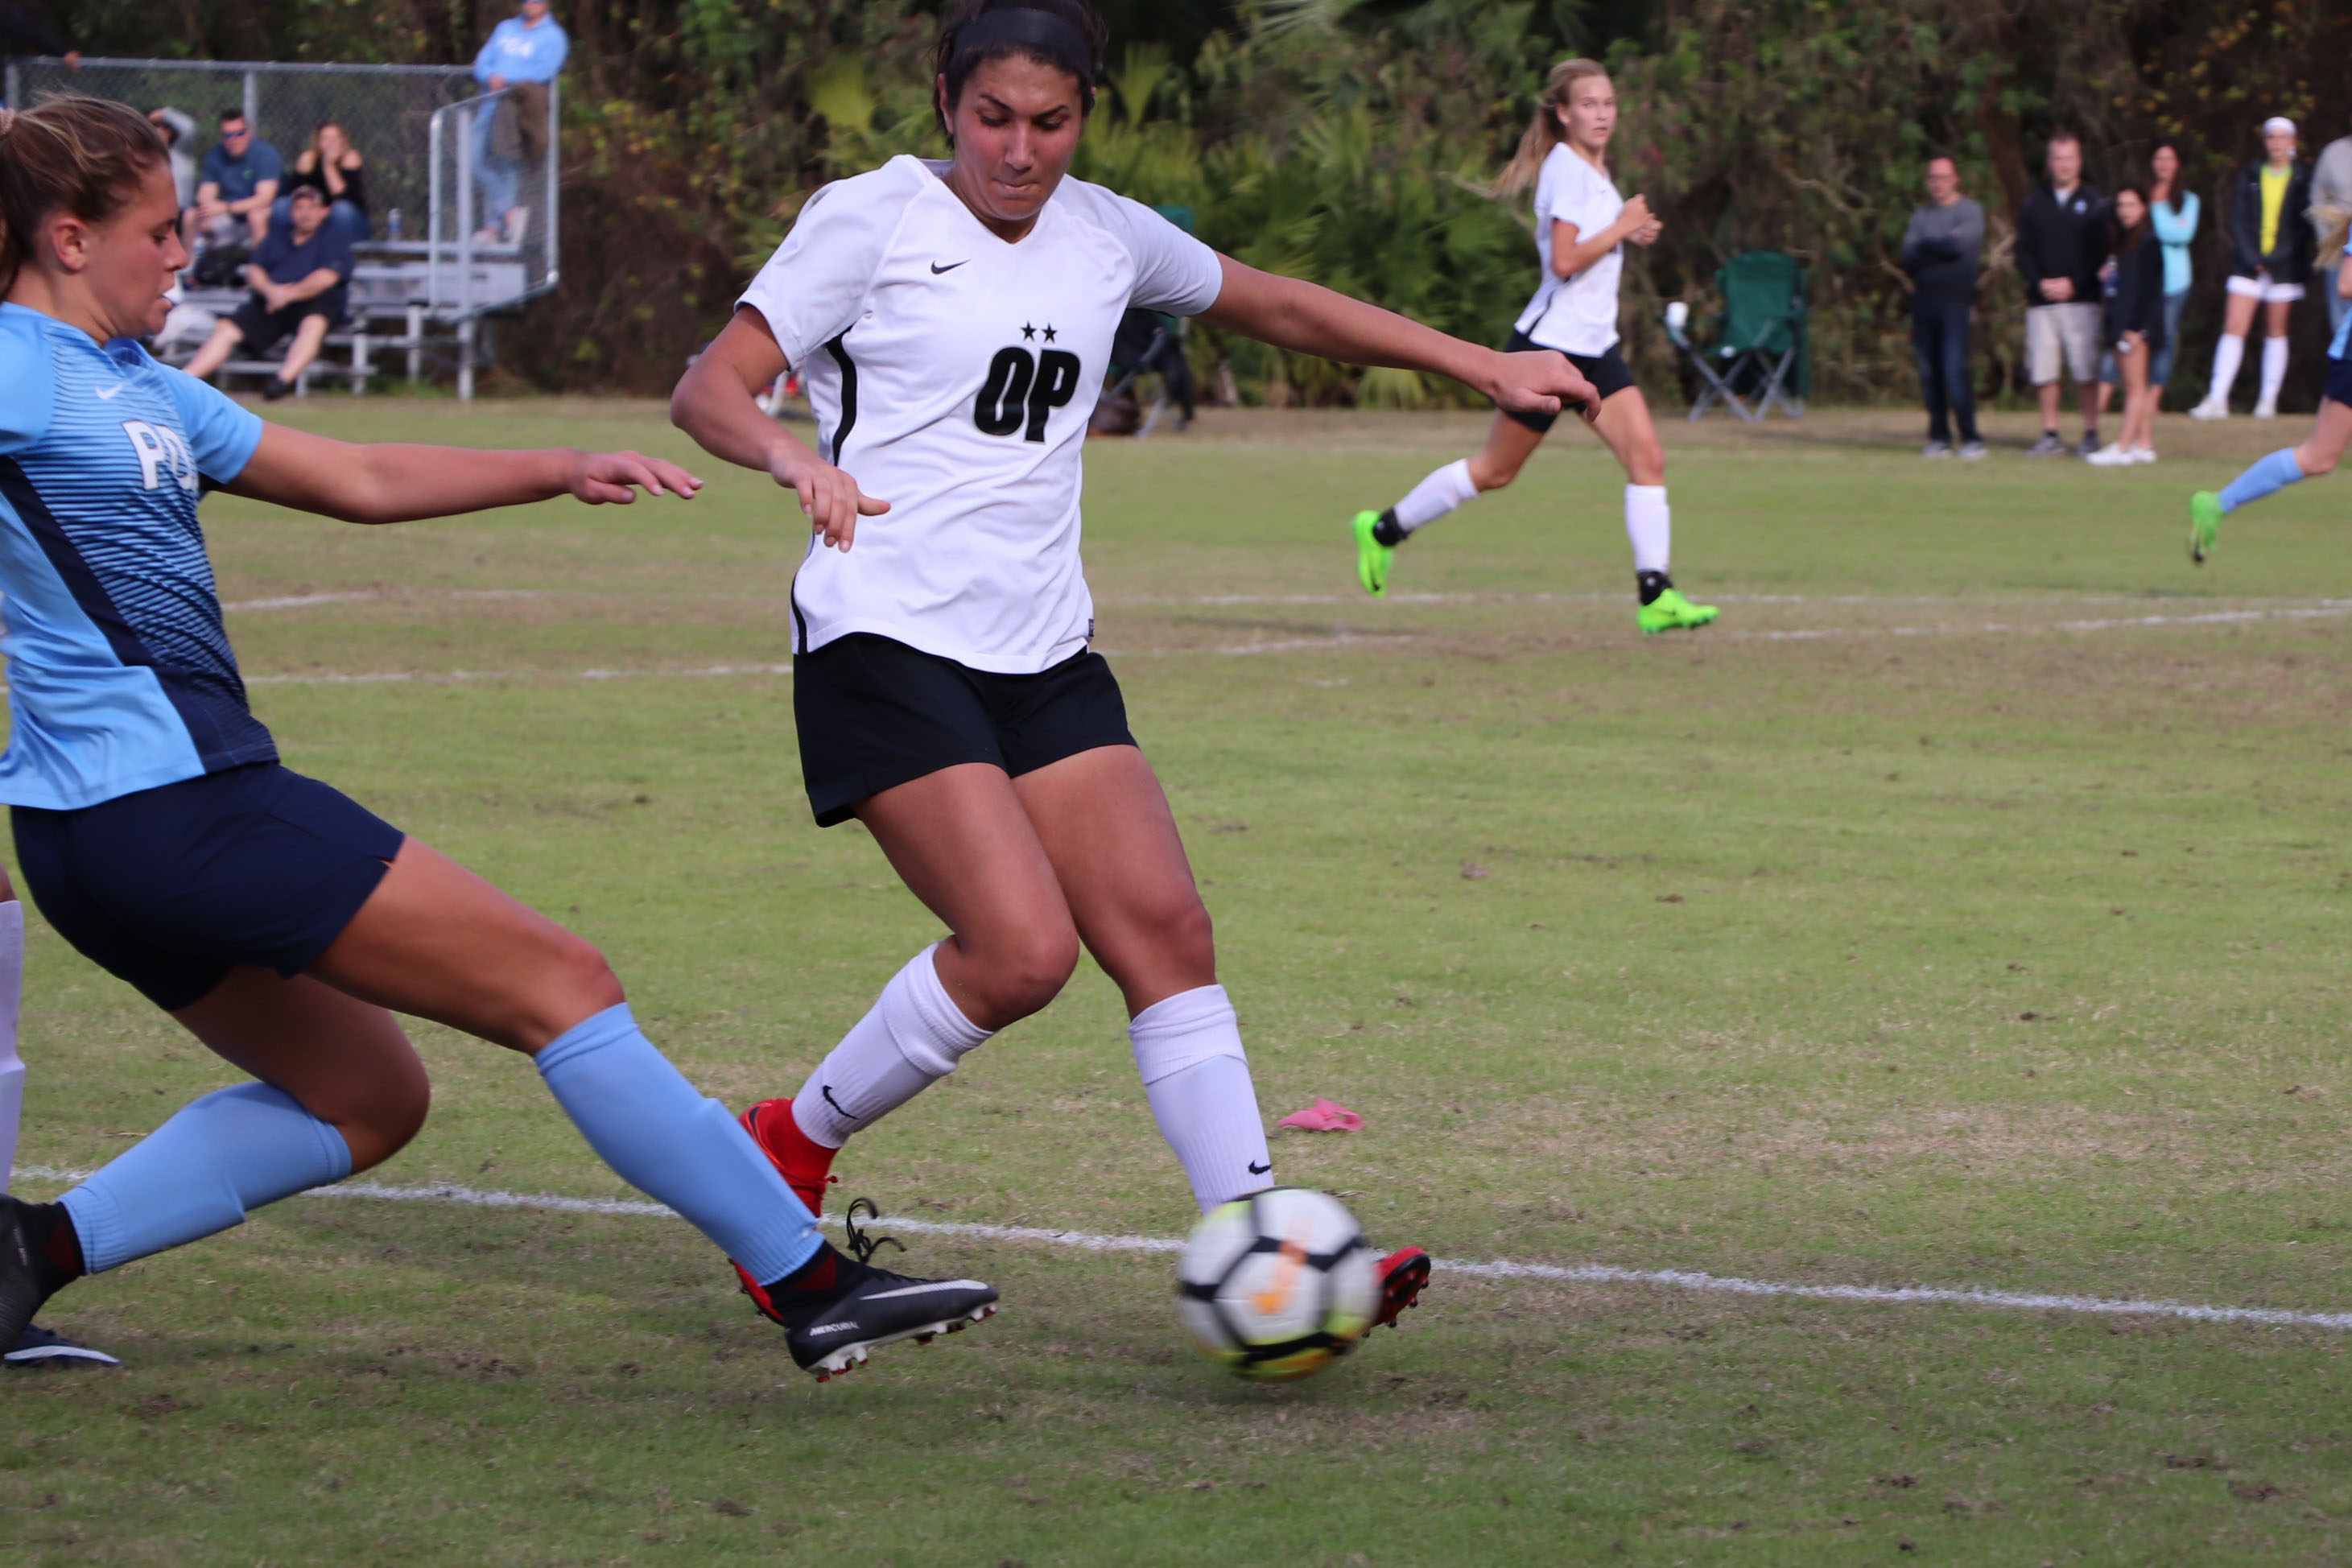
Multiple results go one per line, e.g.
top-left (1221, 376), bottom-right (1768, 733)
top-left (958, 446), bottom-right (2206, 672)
top-left (93, 383), bottom-right (126, 400)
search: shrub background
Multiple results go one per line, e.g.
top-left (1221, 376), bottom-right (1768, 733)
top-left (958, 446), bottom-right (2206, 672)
top-left (62, 0), bottom-right (2352, 406)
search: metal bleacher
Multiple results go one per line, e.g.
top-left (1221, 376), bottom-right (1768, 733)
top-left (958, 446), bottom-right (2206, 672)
top-left (4, 56), bottom-right (559, 400)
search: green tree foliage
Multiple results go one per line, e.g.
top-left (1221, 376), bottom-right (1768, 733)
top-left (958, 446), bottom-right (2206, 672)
top-left (72, 0), bottom-right (2352, 400)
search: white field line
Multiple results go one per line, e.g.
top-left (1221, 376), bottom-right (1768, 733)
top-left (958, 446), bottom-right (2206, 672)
top-left (245, 662), bottom-right (797, 687)
top-left (233, 599), bottom-right (2352, 685)
top-left (17, 1166), bottom-right (2350, 1331)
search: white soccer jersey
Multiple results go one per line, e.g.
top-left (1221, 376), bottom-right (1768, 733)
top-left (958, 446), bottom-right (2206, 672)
top-left (738, 156), bottom-right (1226, 673)
top-left (1512, 142), bottom-right (1626, 357)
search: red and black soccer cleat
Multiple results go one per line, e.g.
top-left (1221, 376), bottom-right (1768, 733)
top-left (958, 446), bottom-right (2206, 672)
top-left (739, 1097), bottom-right (840, 1217)
top-left (1373, 1245), bottom-right (1430, 1329)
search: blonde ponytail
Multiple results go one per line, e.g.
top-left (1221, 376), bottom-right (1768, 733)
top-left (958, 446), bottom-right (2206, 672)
top-left (1492, 58), bottom-right (1609, 198)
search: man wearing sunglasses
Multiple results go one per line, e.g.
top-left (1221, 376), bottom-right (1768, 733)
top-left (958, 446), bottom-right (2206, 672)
top-left (188, 109), bottom-right (283, 249)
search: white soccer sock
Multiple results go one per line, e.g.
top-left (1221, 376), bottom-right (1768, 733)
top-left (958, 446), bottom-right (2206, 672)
top-left (1624, 485), bottom-right (1671, 575)
top-left (2207, 332), bottom-right (2247, 404)
top-left (0, 902), bottom-right (23, 1195)
top-left (2259, 334), bottom-right (2291, 406)
top-left (1390, 458), bottom-right (1479, 533)
top-left (1129, 984), bottom-right (1273, 1212)
top-left (790, 944), bottom-right (992, 1149)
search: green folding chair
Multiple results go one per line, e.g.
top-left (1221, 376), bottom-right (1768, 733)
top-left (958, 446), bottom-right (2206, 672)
top-left (1664, 250), bottom-right (1808, 421)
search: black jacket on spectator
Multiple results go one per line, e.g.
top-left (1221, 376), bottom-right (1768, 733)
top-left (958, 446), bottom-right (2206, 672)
top-left (2225, 158), bottom-right (2314, 283)
top-left (2016, 184), bottom-right (2106, 303)
top-left (2105, 231), bottom-right (2167, 349)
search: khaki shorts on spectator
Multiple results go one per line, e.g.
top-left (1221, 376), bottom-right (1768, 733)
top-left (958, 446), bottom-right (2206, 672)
top-left (2226, 274), bottom-right (2305, 303)
top-left (2025, 302), bottom-right (2102, 386)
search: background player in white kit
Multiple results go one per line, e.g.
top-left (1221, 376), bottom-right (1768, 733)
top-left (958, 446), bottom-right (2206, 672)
top-left (671, 0), bottom-right (1603, 1330)
top-left (1350, 57), bottom-right (1719, 637)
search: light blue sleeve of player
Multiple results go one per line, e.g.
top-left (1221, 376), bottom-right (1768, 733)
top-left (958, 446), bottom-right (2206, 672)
top-left (160, 363), bottom-right (266, 486)
top-left (0, 312), bottom-right (57, 457)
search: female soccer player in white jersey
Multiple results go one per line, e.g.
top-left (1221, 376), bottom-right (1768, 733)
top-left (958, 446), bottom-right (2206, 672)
top-left (1348, 57), bottom-right (1717, 636)
top-left (0, 97), bottom-right (997, 1383)
top-left (671, 0), bottom-right (1599, 1331)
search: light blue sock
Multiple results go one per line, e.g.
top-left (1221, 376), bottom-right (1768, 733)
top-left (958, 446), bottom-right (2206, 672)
top-left (2218, 447), bottom-right (2308, 514)
top-left (534, 1004), bottom-right (820, 1284)
top-left (59, 1083), bottom-right (351, 1273)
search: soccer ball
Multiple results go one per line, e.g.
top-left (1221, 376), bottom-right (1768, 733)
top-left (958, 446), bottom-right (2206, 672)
top-left (1176, 1186), bottom-right (1382, 1383)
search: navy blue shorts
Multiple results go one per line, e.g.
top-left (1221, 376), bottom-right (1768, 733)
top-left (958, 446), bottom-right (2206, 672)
top-left (2327, 353), bottom-right (2352, 411)
top-left (12, 763), bottom-right (405, 1011)
top-left (793, 633), bottom-right (1137, 827)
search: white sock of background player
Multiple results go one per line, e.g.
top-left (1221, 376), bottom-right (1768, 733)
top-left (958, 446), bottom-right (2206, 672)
top-left (1129, 984), bottom-right (1273, 1212)
top-left (1380, 457), bottom-right (1479, 537)
top-left (790, 944), bottom-right (991, 1149)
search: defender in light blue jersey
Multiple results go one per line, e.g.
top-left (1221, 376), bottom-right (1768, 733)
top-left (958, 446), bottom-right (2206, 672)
top-left (2189, 272), bottom-right (2352, 563)
top-left (0, 97), bottom-right (1000, 1382)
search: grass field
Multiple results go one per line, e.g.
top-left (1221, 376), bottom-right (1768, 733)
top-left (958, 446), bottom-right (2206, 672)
top-left (8, 397), bottom-right (2352, 1565)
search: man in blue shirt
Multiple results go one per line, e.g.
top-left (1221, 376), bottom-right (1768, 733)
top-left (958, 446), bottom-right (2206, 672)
top-left (187, 110), bottom-right (282, 248)
top-left (179, 185), bottom-right (353, 399)
top-left (471, 0), bottom-right (568, 246)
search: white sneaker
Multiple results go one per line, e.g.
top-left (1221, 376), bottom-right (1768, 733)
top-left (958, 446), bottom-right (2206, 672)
top-left (2128, 445), bottom-right (2158, 464)
top-left (2084, 443), bottom-right (2135, 467)
top-left (2253, 398), bottom-right (2278, 419)
top-left (2188, 398), bottom-right (2230, 420)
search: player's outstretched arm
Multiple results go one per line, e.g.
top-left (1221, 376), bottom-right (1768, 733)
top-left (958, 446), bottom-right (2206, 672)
top-left (1198, 255), bottom-right (1599, 420)
top-left (223, 424), bottom-right (702, 524)
top-left (671, 306), bottom-right (889, 552)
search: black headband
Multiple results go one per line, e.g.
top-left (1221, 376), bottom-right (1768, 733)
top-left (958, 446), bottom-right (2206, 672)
top-left (951, 7), bottom-right (1096, 88)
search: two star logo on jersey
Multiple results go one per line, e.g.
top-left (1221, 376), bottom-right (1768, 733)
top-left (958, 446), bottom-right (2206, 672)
top-left (973, 324), bottom-right (1078, 444)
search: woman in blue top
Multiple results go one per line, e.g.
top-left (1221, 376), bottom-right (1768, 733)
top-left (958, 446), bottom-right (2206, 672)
top-left (0, 97), bottom-right (997, 1382)
top-left (2147, 144), bottom-right (2198, 390)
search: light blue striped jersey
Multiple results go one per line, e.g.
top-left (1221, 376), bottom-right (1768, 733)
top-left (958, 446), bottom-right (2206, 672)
top-left (2333, 304), bottom-right (2352, 361)
top-left (0, 303), bottom-right (270, 810)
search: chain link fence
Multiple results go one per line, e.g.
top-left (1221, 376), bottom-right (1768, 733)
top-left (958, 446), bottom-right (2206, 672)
top-left (2, 58), bottom-right (560, 396)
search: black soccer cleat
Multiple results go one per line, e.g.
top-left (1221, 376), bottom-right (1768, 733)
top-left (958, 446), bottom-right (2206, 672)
top-left (0, 1196), bottom-right (67, 1353)
top-left (6, 1324), bottom-right (119, 1369)
top-left (745, 1259), bottom-right (999, 1382)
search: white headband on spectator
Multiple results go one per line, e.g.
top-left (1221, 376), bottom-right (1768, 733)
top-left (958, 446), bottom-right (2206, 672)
top-left (2263, 116), bottom-right (2296, 136)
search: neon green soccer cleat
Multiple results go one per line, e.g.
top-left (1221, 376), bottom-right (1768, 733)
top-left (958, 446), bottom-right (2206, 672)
top-left (1351, 510), bottom-right (1395, 597)
top-left (2189, 490), bottom-right (2222, 565)
top-left (1637, 586), bottom-right (1719, 634)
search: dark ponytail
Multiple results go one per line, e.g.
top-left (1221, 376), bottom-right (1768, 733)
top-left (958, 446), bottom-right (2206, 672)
top-left (933, 0), bottom-right (1108, 140)
top-left (0, 96), bottom-right (170, 295)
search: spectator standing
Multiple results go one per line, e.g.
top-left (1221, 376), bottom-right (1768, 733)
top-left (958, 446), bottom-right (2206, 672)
top-left (2016, 134), bottom-right (2106, 456)
top-left (1900, 155), bottom-right (1986, 458)
top-left (147, 107), bottom-right (198, 209)
top-left (2193, 116), bottom-right (2314, 420)
top-left (179, 184), bottom-right (354, 399)
top-left (471, 0), bottom-right (568, 247)
top-left (2096, 144), bottom-right (2197, 410)
top-left (2146, 144), bottom-right (2198, 391)
top-left (2088, 187), bottom-right (2167, 465)
top-left (283, 122), bottom-right (370, 242)
top-left (2309, 119), bottom-right (2352, 336)
top-left (188, 110), bottom-right (282, 249)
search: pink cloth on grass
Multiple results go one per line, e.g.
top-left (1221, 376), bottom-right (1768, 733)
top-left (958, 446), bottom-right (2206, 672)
top-left (1276, 1098), bottom-right (1364, 1133)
